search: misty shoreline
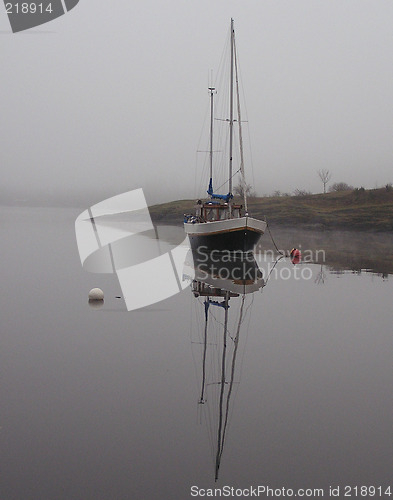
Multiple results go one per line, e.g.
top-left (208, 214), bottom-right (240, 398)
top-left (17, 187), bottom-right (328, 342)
top-left (2, 204), bottom-right (392, 275)
top-left (2, 183), bottom-right (393, 234)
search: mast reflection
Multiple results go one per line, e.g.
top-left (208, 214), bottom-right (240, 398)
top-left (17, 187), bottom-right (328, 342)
top-left (188, 251), bottom-right (264, 481)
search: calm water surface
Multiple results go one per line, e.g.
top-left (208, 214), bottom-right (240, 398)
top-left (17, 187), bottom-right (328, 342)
top-left (1, 207), bottom-right (393, 499)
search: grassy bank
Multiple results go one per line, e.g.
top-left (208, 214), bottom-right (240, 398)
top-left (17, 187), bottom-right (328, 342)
top-left (150, 187), bottom-right (393, 232)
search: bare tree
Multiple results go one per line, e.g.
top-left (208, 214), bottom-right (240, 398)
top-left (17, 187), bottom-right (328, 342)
top-left (293, 188), bottom-right (312, 197)
top-left (233, 183), bottom-right (256, 199)
top-left (329, 182), bottom-right (353, 192)
top-left (318, 169), bottom-right (332, 194)
top-left (315, 264), bottom-right (327, 285)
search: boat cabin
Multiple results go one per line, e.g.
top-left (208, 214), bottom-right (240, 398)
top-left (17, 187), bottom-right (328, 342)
top-left (192, 281), bottom-right (239, 298)
top-left (195, 200), bottom-right (243, 222)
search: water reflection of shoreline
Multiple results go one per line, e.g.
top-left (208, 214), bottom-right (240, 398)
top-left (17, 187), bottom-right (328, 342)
top-left (152, 225), bottom-right (393, 276)
top-left (254, 228), bottom-right (393, 277)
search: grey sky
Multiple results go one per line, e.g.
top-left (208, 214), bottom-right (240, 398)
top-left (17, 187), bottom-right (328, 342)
top-left (1, 0), bottom-right (393, 205)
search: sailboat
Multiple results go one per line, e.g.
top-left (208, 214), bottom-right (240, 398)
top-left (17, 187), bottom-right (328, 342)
top-left (184, 19), bottom-right (267, 253)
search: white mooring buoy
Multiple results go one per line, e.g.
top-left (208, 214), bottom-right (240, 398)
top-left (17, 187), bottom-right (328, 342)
top-left (88, 288), bottom-right (104, 301)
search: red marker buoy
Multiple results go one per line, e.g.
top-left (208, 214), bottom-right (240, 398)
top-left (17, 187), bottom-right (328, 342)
top-left (290, 248), bottom-right (301, 264)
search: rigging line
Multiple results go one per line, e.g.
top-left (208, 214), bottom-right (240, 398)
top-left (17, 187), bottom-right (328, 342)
top-left (208, 311), bottom-right (236, 341)
top-left (190, 297), bottom-right (204, 396)
top-left (194, 151), bottom-right (198, 199)
top-left (196, 303), bottom-right (218, 462)
top-left (237, 57), bottom-right (257, 191)
top-left (214, 26), bottom-right (232, 193)
top-left (196, 91), bottom-right (211, 151)
top-left (229, 296), bottom-right (249, 342)
top-left (199, 298), bottom-right (209, 404)
top-left (195, 89), bottom-right (213, 197)
top-left (243, 293), bottom-right (255, 318)
top-left (266, 222), bottom-right (285, 256)
top-left (214, 168), bottom-right (241, 193)
top-left (215, 292), bottom-right (229, 482)
top-left (265, 255), bottom-right (285, 284)
top-left (236, 293), bottom-right (255, 384)
top-left (202, 384), bottom-right (216, 462)
top-left (215, 130), bottom-right (229, 190)
top-left (215, 25), bottom-right (232, 88)
top-left (244, 110), bottom-right (256, 192)
top-left (229, 300), bottom-right (252, 422)
top-left (233, 31), bottom-right (248, 213)
top-left (219, 294), bottom-right (245, 464)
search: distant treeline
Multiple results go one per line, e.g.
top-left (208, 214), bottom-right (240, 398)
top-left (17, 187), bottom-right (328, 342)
top-left (149, 186), bottom-right (393, 232)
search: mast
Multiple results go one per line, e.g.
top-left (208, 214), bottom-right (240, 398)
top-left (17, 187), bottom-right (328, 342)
top-left (208, 86), bottom-right (215, 196)
top-left (228, 18), bottom-right (235, 208)
top-left (233, 34), bottom-right (248, 213)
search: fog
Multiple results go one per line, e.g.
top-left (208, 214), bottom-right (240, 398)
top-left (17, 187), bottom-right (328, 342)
top-left (1, 0), bottom-right (393, 206)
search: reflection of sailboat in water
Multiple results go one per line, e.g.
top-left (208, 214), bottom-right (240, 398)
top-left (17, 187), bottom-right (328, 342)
top-left (190, 254), bottom-right (264, 481)
top-left (184, 248), bottom-right (265, 295)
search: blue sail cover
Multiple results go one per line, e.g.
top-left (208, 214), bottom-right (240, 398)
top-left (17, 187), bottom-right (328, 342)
top-left (208, 299), bottom-right (230, 310)
top-left (207, 178), bottom-right (233, 203)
